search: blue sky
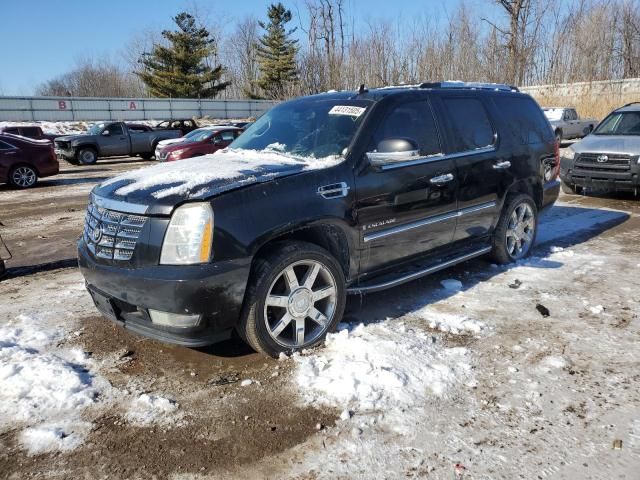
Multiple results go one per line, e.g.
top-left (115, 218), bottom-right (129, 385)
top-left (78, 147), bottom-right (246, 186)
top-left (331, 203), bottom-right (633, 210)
top-left (0, 0), bottom-right (492, 95)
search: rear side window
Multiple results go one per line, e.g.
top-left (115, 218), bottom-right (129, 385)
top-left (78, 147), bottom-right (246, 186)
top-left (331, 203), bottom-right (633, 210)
top-left (4, 127), bottom-right (19, 134)
top-left (493, 96), bottom-right (554, 145)
top-left (442, 97), bottom-right (494, 152)
top-left (373, 100), bottom-right (442, 156)
top-left (22, 127), bottom-right (41, 137)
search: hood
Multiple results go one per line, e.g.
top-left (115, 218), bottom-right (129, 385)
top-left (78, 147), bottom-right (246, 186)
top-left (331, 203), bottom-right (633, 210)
top-left (157, 138), bottom-right (185, 148)
top-left (55, 134), bottom-right (89, 142)
top-left (93, 149), bottom-right (343, 215)
top-left (571, 135), bottom-right (640, 156)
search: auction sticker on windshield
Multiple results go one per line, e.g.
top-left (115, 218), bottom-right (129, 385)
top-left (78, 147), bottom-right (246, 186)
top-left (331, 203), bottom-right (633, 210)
top-left (329, 105), bottom-right (366, 117)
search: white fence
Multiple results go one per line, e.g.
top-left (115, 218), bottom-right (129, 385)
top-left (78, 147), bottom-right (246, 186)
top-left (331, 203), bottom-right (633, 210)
top-left (0, 96), bottom-right (277, 122)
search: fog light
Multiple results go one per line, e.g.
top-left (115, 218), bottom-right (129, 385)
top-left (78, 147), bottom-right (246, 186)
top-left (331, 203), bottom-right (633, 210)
top-left (148, 309), bottom-right (201, 328)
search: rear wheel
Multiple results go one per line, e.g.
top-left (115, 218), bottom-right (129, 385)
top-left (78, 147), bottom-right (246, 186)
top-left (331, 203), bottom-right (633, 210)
top-left (77, 148), bottom-right (97, 165)
top-left (238, 241), bottom-right (346, 357)
top-left (140, 152), bottom-right (153, 160)
top-left (491, 194), bottom-right (538, 264)
top-left (9, 165), bottom-right (38, 188)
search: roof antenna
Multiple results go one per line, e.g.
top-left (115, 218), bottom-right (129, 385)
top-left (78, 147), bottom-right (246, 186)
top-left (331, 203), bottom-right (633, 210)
top-left (358, 83), bottom-right (368, 95)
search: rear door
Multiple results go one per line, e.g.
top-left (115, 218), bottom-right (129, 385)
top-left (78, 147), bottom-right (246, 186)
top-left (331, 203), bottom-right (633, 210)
top-left (354, 97), bottom-right (458, 274)
top-left (0, 139), bottom-right (21, 182)
top-left (435, 94), bottom-right (503, 242)
top-left (97, 123), bottom-right (129, 156)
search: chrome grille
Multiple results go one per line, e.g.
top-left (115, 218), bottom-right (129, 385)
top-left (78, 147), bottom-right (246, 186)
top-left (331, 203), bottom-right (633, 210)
top-left (83, 200), bottom-right (146, 261)
top-left (575, 153), bottom-right (631, 172)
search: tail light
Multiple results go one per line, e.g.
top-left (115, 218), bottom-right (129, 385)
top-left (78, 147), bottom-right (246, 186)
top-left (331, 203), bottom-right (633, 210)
top-left (544, 141), bottom-right (560, 182)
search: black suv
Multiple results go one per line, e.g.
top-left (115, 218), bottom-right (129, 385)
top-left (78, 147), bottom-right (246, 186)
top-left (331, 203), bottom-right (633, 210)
top-left (78, 82), bottom-right (560, 357)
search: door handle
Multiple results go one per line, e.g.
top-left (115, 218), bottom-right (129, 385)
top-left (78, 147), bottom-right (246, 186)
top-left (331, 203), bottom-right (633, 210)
top-left (493, 161), bottom-right (511, 170)
top-left (429, 173), bottom-right (454, 184)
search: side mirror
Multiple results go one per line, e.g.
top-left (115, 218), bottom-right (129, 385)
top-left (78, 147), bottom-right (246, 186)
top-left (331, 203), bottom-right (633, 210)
top-left (101, 130), bottom-right (110, 136)
top-left (366, 138), bottom-right (420, 167)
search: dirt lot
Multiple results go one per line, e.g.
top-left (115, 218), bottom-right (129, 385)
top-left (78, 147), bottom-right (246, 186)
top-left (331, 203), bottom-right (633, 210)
top-left (1, 154), bottom-right (639, 479)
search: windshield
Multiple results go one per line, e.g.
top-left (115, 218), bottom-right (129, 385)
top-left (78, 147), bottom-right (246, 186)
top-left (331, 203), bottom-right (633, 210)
top-left (87, 123), bottom-right (106, 135)
top-left (184, 130), bottom-right (215, 143)
top-left (543, 109), bottom-right (563, 121)
top-left (229, 98), bottom-right (371, 159)
top-left (594, 112), bottom-right (640, 135)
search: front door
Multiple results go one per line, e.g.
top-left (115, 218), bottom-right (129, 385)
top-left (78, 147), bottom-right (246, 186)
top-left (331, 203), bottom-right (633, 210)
top-left (354, 98), bottom-right (458, 275)
top-left (97, 123), bottom-right (129, 156)
top-left (435, 95), bottom-right (502, 242)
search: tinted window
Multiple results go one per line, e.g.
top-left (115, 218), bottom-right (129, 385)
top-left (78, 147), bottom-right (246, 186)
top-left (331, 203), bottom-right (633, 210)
top-left (22, 127), bottom-right (41, 137)
top-left (442, 97), bottom-right (494, 152)
top-left (220, 131), bottom-right (235, 141)
top-left (128, 126), bottom-right (146, 133)
top-left (493, 96), bottom-right (554, 144)
top-left (372, 100), bottom-right (441, 156)
top-left (108, 123), bottom-right (124, 135)
top-left (4, 127), bottom-right (19, 134)
top-left (594, 111), bottom-right (640, 135)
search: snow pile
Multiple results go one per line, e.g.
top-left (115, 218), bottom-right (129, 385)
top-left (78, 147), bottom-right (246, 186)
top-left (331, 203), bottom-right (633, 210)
top-left (101, 148), bottom-right (344, 199)
top-left (421, 312), bottom-right (485, 334)
top-left (125, 393), bottom-right (180, 426)
top-left (0, 315), bottom-right (98, 454)
top-left (294, 322), bottom-right (472, 412)
top-left (440, 278), bottom-right (463, 291)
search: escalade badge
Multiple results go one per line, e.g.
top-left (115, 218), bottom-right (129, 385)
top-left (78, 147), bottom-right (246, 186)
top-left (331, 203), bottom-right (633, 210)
top-left (597, 154), bottom-right (609, 163)
top-left (92, 224), bottom-right (103, 243)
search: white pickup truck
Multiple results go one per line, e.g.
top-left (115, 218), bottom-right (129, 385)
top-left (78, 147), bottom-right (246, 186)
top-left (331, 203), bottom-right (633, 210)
top-left (543, 107), bottom-right (598, 142)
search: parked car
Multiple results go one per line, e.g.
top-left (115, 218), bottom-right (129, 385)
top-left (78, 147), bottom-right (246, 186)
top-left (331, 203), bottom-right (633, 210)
top-left (54, 122), bottom-right (181, 164)
top-left (154, 119), bottom-right (199, 136)
top-left (156, 127), bottom-right (242, 161)
top-left (155, 125), bottom-right (230, 152)
top-left (543, 107), bottom-right (597, 142)
top-left (78, 82), bottom-right (559, 357)
top-left (0, 134), bottom-right (59, 188)
top-left (0, 125), bottom-right (58, 142)
top-left (559, 102), bottom-right (640, 194)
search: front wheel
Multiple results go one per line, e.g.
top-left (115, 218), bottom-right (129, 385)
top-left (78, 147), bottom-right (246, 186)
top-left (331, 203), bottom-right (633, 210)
top-left (491, 194), bottom-right (538, 264)
top-left (9, 165), bottom-right (38, 188)
top-left (140, 152), bottom-right (153, 160)
top-left (238, 241), bottom-right (346, 357)
top-left (77, 148), bottom-right (97, 165)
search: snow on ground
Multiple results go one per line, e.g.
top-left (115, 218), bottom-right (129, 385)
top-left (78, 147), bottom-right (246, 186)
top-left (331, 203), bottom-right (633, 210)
top-left (0, 269), bottom-right (185, 454)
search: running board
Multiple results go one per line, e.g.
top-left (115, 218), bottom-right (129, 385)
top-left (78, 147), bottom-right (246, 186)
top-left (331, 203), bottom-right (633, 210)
top-left (347, 246), bottom-right (492, 295)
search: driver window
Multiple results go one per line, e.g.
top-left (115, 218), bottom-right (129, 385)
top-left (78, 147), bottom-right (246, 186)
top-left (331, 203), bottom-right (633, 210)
top-left (108, 123), bottom-right (124, 135)
top-left (220, 131), bottom-right (235, 142)
top-left (371, 101), bottom-right (442, 156)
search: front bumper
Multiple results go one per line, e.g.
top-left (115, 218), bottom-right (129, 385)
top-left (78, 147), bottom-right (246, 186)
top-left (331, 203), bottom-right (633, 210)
top-left (78, 242), bottom-right (252, 347)
top-left (55, 148), bottom-right (75, 160)
top-left (561, 166), bottom-right (640, 191)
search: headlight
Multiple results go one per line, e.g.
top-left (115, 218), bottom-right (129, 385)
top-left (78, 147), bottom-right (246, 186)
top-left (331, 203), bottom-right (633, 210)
top-left (561, 148), bottom-right (576, 162)
top-left (160, 203), bottom-right (213, 265)
top-left (170, 149), bottom-right (186, 157)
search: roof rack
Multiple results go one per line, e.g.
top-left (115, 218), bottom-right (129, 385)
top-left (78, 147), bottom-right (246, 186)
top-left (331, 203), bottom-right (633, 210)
top-left (419, 81), bottom-right (519, 92)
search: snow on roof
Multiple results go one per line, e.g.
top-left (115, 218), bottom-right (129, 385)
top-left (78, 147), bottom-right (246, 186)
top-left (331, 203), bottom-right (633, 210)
top-left (102, 148), bottom-right (344, 199)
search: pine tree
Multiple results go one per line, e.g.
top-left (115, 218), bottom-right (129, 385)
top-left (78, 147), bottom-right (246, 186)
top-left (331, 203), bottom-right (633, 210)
top-left (256, 3), bottom-right (299, 99)
top-left (137, 13), bottom-right (230, 98)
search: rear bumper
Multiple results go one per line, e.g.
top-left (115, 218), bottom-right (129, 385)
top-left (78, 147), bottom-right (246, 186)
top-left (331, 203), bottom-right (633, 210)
top-left (542, 179), bottom-right (560, 210)
top-left (78, 241), bottom-right (252, 347)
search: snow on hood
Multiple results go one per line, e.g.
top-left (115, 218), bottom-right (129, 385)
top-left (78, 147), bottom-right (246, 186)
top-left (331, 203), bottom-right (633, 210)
top-left (99, 148), bottom-right (344, 200)
top-left (157, 137), bottom-right (184, 148)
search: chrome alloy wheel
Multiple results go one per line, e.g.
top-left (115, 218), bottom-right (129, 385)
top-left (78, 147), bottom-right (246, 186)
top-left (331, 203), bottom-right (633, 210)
top-left (264, 260), bottom-right (338, 348)
top-left (11, 166), bottom-right (37, 188)
top-left (506, 203), bottom-right (535, 259)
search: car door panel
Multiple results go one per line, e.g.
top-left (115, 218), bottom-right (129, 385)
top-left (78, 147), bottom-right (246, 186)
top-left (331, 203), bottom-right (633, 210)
top-left (97, 123), bottom-right (129, 156)
top-left (354, 98), bottom-right (458, 275)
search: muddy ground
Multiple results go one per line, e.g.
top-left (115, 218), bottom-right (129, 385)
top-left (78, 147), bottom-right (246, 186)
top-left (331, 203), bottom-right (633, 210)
top-left (1, 153), bottom-right (639, 479)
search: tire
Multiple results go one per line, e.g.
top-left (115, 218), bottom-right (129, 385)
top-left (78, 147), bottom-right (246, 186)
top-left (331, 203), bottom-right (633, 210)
top-left (140, 152), bottom-right (153, 160)
top-left (491, 194), bottom-right (538, 264)
top-left (238, 241), bottom-right (346, 357)
top-left (561, 179), bottom-right (578, 194)
top-left (8, 165), bottom-right (38, 189)
top-left (76, 147), bottom-right (98, 165)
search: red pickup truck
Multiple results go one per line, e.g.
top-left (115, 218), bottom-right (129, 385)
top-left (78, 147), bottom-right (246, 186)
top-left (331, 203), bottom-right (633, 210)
top-left (0, 125), bottom-right (58, 142)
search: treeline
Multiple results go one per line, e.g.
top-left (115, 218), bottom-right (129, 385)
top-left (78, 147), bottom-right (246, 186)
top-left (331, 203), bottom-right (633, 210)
top-left (37, 0), bottom-right (640, 100)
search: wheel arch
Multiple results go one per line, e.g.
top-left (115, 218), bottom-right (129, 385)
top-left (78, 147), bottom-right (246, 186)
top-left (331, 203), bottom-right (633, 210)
top-left (249, 221), bottom-right (354, 282)
top-left (505, 179), bottom-right (543, 210)
top-left (9, 161), bottom-right (40, 177)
